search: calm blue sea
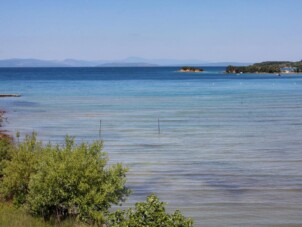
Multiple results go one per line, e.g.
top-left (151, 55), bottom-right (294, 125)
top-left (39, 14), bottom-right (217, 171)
top-left (1, 67), bottom-right (302, 226)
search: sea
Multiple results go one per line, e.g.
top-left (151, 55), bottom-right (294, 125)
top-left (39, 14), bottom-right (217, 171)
top-left (1, 67), bottom-right (302, 226)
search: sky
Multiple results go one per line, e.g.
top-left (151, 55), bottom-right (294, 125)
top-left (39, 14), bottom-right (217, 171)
top-left (0, 0), bottom-right (302, 62)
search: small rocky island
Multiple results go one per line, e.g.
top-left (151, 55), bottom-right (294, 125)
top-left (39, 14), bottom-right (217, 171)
top-left (179, 66), bottom-right (204, 73)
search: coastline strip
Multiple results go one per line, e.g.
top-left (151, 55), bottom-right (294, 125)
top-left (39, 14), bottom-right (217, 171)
top-left (0, 94), bottom-right (21, 97)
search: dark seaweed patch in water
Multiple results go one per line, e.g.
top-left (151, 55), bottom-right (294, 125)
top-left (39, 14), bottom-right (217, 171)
top-left (12, 101), bottom-right (40, 107)
top-left (138, 143), bottom-right (166, 148)
top-left (129, 184), bottom-right (156, 195)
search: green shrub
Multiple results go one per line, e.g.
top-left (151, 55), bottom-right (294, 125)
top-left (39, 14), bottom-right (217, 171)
top-left (108, 194), bottom-right (193, 227)
top-left (0, 134), bottom-right (130, 225)
top-left (27, 136), bottom-right (130, 225)
top-left (1, 133), bottom-right (43, 205)
top-left (0, 136), bottom-right (12, 179)
top-left (0, 134), bottom-right (193, 226)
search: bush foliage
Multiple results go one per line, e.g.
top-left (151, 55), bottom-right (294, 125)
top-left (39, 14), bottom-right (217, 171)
top-left (0, 136), bottom-right (11, 178)
top-left (0, 133), bottom-right (130, 225)
top-left (108, 194), bottom-right (193, 227)
top-left (0, 134), bottom-right (193, 226)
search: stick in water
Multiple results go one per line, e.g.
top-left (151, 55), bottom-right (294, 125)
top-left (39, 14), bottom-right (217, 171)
top-left (158, 117), bottom-right (160, 134)
top-left (99, 120), bottom-right (102, 140)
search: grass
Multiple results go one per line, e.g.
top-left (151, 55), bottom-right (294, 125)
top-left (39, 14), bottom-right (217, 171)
top-left (0, 202), bottom-right (89, 227)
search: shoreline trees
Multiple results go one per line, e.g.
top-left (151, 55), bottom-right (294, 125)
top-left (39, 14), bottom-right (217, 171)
top-left (226, 60), bottom-right (302, 74)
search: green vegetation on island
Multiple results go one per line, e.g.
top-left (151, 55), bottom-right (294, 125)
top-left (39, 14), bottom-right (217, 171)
top-left (180, 66), bottom-right (204, 72)
top-left (226, 60), bottom-right (302, 74)
top-left (0, 133), bottom-right (193, 226)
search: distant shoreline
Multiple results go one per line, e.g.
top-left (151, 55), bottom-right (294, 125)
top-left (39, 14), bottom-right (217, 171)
top-left (226, 61), bottom-right (302, 74)
top-left (225, 72), bottom-right (302, 75)
top-left (0, 94), bottom-right (21, 97)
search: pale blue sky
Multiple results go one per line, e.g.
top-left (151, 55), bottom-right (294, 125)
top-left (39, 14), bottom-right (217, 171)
top-left (1, 0), bottom-right (301, 62)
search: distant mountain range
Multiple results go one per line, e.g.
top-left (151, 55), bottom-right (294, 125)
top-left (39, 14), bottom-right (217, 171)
top-left (0, 57), bottom-right (251, 67)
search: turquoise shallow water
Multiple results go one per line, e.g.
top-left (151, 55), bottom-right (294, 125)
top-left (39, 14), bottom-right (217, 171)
top-left (1, 67), bottom-right (302, 226)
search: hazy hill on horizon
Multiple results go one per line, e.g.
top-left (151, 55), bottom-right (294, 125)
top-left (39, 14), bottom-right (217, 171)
top-left (0, 57), bottom-right (251, 67)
